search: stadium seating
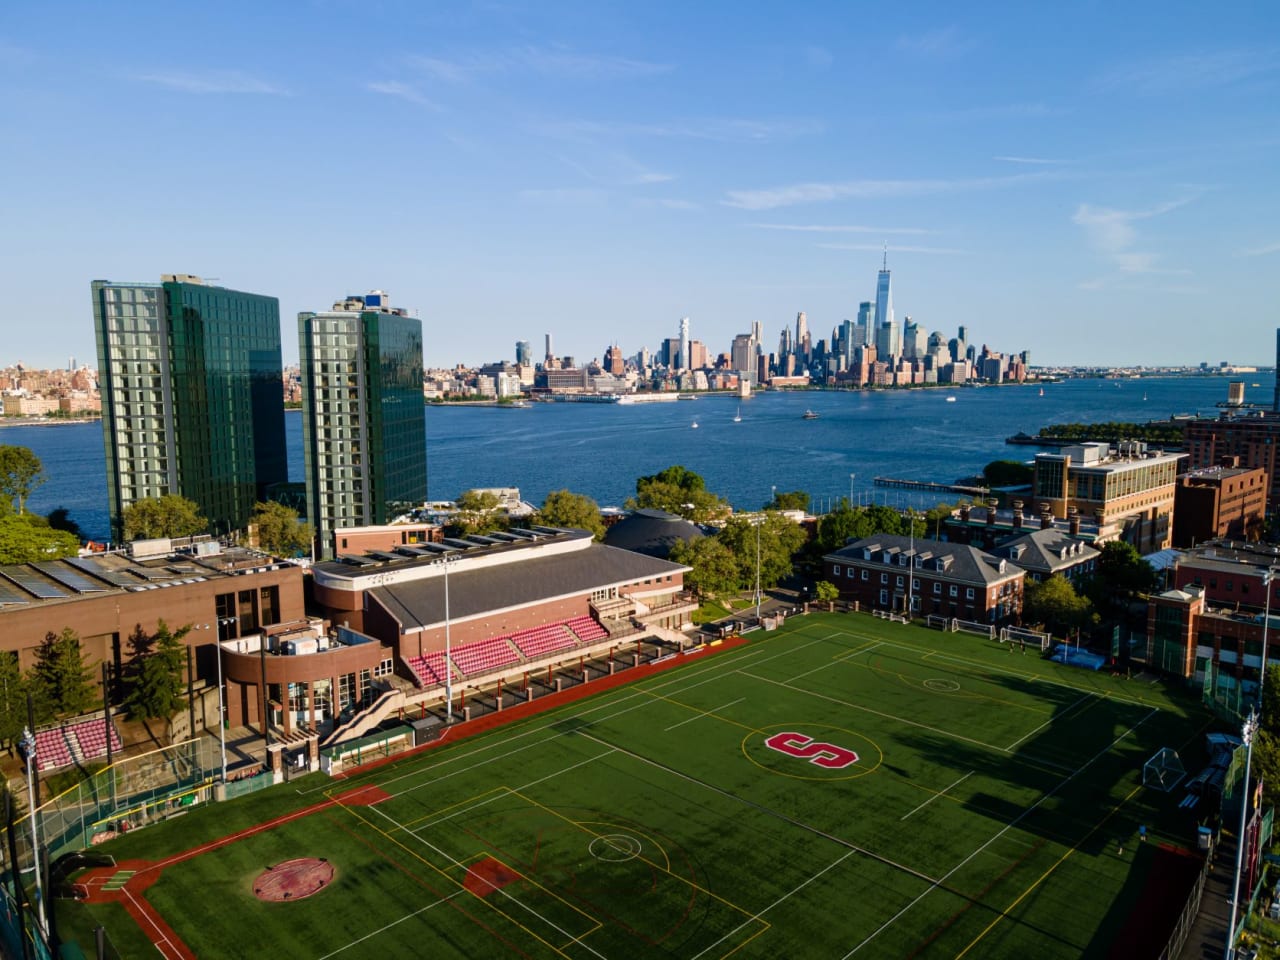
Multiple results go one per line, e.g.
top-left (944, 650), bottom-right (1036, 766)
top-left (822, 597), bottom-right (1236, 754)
top-left (34, 717), bottom-right (122, 771)
top-left (406, 652), bottom-right (451, 688)
top-left (70, 719), bottom-right (122, 762)
top-left (449, 637), bottom-right (520, 678)
top-left (567, 616), bottom-right (608, 643)
top-left (34, 728), bottom-right (72, 772)
top-left (510, 623), bottom-right (577, 659)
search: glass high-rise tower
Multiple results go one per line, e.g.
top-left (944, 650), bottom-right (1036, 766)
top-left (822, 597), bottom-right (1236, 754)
top-left (299, 292), bottom-right (427, 559)
top-left (91, 275), bottom-right (287, 542)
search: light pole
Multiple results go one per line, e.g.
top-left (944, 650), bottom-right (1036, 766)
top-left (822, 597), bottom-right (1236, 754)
top-left (754, 513), bottom-right (762, 621)
top-left (20, 727), bottom-right (46, 941)
top-left (444, 555), bottom-right (454, 722)
top-left (849, 474), bottom-right (855, 509)
top-left (214, 616), bottom-right (234, 783)
top-left (1226, 567), bottom-right (1274, 960)
top-left (907, 508), bottom-right (916, 619)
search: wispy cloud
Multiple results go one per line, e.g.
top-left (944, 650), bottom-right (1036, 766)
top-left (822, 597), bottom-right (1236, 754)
top-left (1072, 198), bottom-right (1193, 275)
top-left (367, 81), bottom-right (441, 109)
top-left (723, 172), bottom-right (1054, 211)
top-left (994, 155), bottom-right (1064, 165)
top-left (931, 102), bottom-right (1056, 123)
top-left (135, 70), bottom-right (288, 95)
top-left (1099, 48), bottom-right (1279, 95)
top-left (1240, 241), bottom-right (1280, 257)
top-left (750, 223), bottom-right (931, 235)
top-left (411, 46), bottom-right (671, 83)
top-left (896, 27), bottom-right (974, 58)
top-left (816, 243), bottom-right (965, 255)
top-left (533, 116), bottom-right (822, 145)
top-left (633, 172), bottom-right (676, 184)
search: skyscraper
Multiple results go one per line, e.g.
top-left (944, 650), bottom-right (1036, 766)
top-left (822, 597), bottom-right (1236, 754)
top-left (298, 291), bottom-right (427, 559)
top-left (873, 253), bottom-right (898, 358)
top-left (515, 340), bottom-right (532, 366)
top-left (544, 333), bottom-right (554, 364)
top-left (92, 274), bottom-right (286, 542)
top-left (678, 317), bottom-right (690, 373)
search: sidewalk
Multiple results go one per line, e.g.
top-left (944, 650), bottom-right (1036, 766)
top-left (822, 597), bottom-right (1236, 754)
top-left (1182, 832), bottom-right (1237, 960)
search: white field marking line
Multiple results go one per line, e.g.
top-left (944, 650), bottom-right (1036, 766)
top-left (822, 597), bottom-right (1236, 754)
top-left (318, 634), bottom-right (799, 801)
top-left (317, 890), bottom-right (464, 959)
top-left (664, 697), bottom-right (746, 732)
top-left (841, 706), bottom-right (1158, 958)
top-left (899, 771), bottom-right (974, 822)
top-left (122, 887), bottom-right (179, 960)
top-left (780, 640), bottom-right (883, 685)
top-left (1004, 692), bottom-right (1096, 752)
top-left (738, 670), bottom-right (1076, 774)
top-left (370, 803), bottom-right (610, 960)
top-left (876, 637), bottom-right (1157, 710)
top-left (690, 848), bottom-right (859, 960)
top-left (576, 730), bottom-right (941, 886)
top-left (414, 746), bottom-right (620, 832)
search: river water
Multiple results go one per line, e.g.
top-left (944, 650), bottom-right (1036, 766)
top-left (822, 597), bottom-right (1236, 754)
top-left (4, 375), bottom-right (1270, 542)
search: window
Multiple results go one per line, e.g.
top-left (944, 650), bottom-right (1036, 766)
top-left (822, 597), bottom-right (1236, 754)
top-left (966, 588), bottom-right (975, 600)
top-left (833, 565), bottom-right (841, 577)
top-left (933, 583), bottom-right (941, 594)
top-left (881, 572), bottom-right (889, 584)
top-left (375, 658), bottom-right (394, 678)
top-left (949, 585), bottom-right (958, 597)
top-left (879, 590), bottom-right (888, 604)
top-left (861, 569), bottom-right (869, 581)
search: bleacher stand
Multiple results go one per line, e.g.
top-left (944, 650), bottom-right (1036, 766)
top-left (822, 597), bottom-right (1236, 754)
top-left (567, 616), bottom-right (608, 643)
top-left (71, 719), bottom-right (122, 761)
top-left (450, 637), bottom-right (520, 678)
top-left (34, 728), bottom-right (72, 772)
top-left (406, 651), bottom-right (451, 688)
top-left (510, 624), bottom-right (577, 659)
top-left (403, 615), bottom-right (612, 687)
top-left (34, 717), bottom-right (122, 771)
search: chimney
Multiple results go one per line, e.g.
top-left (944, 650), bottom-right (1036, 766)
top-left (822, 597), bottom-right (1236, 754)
top-left (1068, 506), bottom-right (1080, 537)
top-left (960, 503), bottom-right (971, 523)
top-left (1040, 511), bottom-right (1052, 530)
top-left (1012, 499), bottom-right (1024, 531)
top-left (986, 499), bottom-right (998, 527)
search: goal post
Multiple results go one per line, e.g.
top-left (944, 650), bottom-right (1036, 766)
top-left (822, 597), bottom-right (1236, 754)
top-left (1143, 747), bottom-right (1186, 793)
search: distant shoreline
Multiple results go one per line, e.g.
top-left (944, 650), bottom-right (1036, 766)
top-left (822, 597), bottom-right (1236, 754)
top-left (0, 417), bottom-right (100, 428)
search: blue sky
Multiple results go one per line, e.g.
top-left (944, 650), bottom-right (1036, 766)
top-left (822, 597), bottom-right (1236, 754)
top-left (2, 1), bottom-right (1277, 369)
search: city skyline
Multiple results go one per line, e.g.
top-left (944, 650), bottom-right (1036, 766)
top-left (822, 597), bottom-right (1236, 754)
top-left (3, 2), bottom-right (1278, 369)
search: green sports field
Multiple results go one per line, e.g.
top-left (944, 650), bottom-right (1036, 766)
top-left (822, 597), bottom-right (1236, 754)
top-left (63, 612), bottom-right (1211, 959)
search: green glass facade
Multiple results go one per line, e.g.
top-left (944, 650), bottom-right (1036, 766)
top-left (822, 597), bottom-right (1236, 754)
top-left (299, 301), bottom-right (427, 558)
top-left (93, 277), bottom-right (286, 541)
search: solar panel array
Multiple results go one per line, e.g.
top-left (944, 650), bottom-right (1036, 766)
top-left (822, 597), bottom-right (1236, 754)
top-left (0, 567), bottom-right (69, 600)
top-left (67, 557), bottom-right (140, 588)
top-left (0, 580), bottom-right (30, 605)
top-left (32, 562), bottom-right (109, 594)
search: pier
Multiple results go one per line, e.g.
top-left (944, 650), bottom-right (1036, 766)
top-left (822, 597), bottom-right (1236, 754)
top-left (873, 477), bottom-right (989, 497)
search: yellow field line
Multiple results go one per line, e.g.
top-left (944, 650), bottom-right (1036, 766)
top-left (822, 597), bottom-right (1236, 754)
top-left (639, 687), bottom-right (764, 735)
top-left (953, 781), bottom-right (1144, 959)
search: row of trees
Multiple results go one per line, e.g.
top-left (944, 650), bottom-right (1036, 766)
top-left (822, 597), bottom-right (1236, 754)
top-left (122, 494), bottom-right (314, 556)
top-left (1037, 421), bottom-right (1185, 444)
top-left (0, 445), bottom-right (81, 564)
top-left (1020, 540), bottom-right (1158, 639)
top-left (0, 621), bottom-right (190, 752)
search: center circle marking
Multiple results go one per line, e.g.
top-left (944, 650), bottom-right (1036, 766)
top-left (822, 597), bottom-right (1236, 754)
top-left (924, 678), bottom-right (961, 692)
top-left (589, 834), bottom-right (642, 862)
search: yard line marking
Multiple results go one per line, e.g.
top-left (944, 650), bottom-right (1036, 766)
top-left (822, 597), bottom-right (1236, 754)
top-left (738, 670), bottom-right (1075, 774)
top-left (576, 730), bottom-right (942, 887)
top-left (899, 772), bottom-right (974, 822)
top-left (371, 804), bottom-right (611, 960)
top-left (664, 697), bottom-right (747, 731)
top-left (690, 848), bottom-right (859, 960)
top-left (122, 887), bottom-right (182, 960)
top-left (842, 706), bottom-right (1158, 957)
top-left (317, 891), bottom-right (464, 959)
top-left (953, 780), bottom-right (1146, 958)
top-left (1004, 692), bottom-right (1096, 751)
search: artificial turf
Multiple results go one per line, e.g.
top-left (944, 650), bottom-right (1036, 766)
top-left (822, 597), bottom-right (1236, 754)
top-left (60, 612), bottom-right (1213, 959)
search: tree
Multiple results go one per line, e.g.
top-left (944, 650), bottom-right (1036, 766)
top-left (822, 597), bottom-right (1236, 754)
top-left (123, 494), bottom-right (207, 541)
top-left (1024, 575), bottom-right (1096, 637)
top-left (450, 490), bottom-right (507, 536)
top-left (30, 628), bottom-right (96, 720)
top-left (628, 465), bottom-right (729, 524)
top-left (0, 513), bottom-right (79, 564)
top-left (717, 513), bottom-right (807, 591)
top-left (814, 580), bottom-right (840, 603)
top-left (1094, 541), bottom-right (1158, 594)
top-left (767, 489), bottom-right (810, 511)
top-left (982, 460), bottom-right (1033, 487)
top-left (45, 507), bottom-right (83, 540)
top-left (0, 445), bottom-right (45, 514)
top-left (0, 652), bottom-right (26, 752)
top-left (669, 536), bottom-right (740, 599)
top-left (249, 501), bottom-right (314, 557)
top-left (538, 490), bottom-right (605, 540)
top-left (123, 621), bottom-right (189, 720)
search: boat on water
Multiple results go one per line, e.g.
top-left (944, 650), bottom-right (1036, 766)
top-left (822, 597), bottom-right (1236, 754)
top-left (691, 421), bottom-right (699, 429)
top-left (1038, 388), bottom-right (1044, 397)
top-left (733, 406), bottom-right (742, 423)
top-left (802, 410), bottom-right (819, 420)
top-left (946, 396), bottom-right (957, 403)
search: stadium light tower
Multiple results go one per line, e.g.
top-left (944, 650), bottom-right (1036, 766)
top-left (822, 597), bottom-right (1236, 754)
top-left (444, 554), bottom-right (455, 722)
top-left (21, 726), bottom-right (46, 940)
top-left (1226, 566), bottom-right (1274, 960)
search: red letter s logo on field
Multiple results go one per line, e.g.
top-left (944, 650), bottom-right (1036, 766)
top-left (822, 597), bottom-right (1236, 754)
top-left (764, 732), bottom-right (859, 769)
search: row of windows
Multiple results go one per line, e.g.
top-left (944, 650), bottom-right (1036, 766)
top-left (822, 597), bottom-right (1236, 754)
top-left (832, 564), bottom-right (979, 599)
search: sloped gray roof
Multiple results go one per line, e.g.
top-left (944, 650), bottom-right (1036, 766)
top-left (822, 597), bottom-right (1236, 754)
top-left (370, 542), bottom-right (689, 632)
top-left (827, 535), bottom-right (1022, 586)
top-left (995, 528), bottom-right (1100, 575)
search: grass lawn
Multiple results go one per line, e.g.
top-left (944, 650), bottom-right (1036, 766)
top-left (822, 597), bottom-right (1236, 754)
top-left (59, 612), bottom-right (1212, 959)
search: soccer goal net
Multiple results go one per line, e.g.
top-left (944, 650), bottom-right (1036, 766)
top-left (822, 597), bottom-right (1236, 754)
top-left (1143, 747), bottom-right (1186, 792)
